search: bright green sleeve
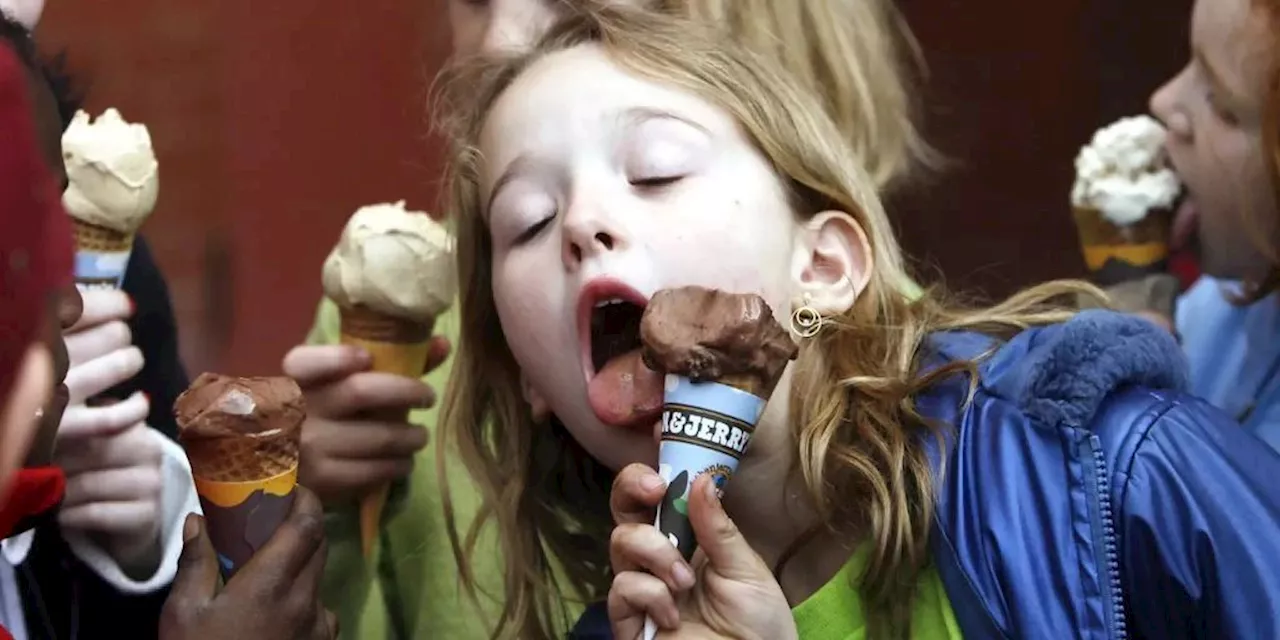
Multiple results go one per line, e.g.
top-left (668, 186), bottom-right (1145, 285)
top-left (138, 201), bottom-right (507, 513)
top-left (308, 298), bottom-right (504, 639)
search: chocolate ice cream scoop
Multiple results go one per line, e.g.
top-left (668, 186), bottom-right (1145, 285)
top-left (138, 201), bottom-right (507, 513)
top-left (640, 286), bottom-right (798, 397)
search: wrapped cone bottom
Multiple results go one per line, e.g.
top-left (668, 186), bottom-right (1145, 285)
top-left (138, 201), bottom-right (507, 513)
top-left (337, 304), bottom-right (433, 558)
top-left (71, 218), bottom-right (134, 290)
top-left (176, 374), bottom-right (304, 579)
top-left (655, 374), bottom-right (766, 559)
top-left (1072, 206), bottom-right (1172, 286)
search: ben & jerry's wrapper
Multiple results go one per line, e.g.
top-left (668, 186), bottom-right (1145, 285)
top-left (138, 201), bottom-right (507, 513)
top-left (72, 219), bottom-right (134, 290)
top-left (655, 374), bottom-right (765, 559)
top-left (176, 373), bottom-right (304, 579)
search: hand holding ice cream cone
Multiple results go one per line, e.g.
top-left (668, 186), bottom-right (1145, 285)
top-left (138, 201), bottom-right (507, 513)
top-left (638, 286), bottom-right (796, 560)
top-left (608, 465), bottom-right (798, 640)
top-left (321, 200), bottom-right (456, 557)
top-left (62, 108), bottom-right (159, 290)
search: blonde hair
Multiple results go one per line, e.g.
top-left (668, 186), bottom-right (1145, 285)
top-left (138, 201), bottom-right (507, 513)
top-left (653, 0), bottom-right (934, 192)
top-left (1250, 0), bottom-right (1280, 298)
top-left (436, 6), bottom-right (1097, 639)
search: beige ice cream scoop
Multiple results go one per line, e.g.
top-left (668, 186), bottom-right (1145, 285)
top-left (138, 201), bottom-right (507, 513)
top-left (62, 108), bottom-right (159, 234)
top-left (321, 200), bottom-right (455, 321)
top-left (1070, 115), bottom-right (1180, 226)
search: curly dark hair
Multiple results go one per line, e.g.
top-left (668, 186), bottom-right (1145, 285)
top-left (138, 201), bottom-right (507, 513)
top-left (0, 10), bottom-right (84, 131)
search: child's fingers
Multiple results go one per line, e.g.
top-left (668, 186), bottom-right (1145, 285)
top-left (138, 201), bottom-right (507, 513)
top-left (609, 523), bottom-right (696, 593)
top-left (610, 463), bottom-right (666, 526)
top-left (688, 474), bottom-right (769, 582)
top-left (608, 571), bottom-right (681, 638)
top-left (422, 336), bottom-right (451, 375)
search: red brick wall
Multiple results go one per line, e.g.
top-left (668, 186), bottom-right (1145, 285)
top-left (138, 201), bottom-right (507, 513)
top-left (33, 0), bottom-right (1190, 375)
top-left (37, 1), bottom-right (452, 375)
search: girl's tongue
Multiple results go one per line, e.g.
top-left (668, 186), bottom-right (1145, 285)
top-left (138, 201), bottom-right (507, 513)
top-left (1172, 196), bottom-right (1199, 250)
top-left (587, 349), bottom-right (664, 427)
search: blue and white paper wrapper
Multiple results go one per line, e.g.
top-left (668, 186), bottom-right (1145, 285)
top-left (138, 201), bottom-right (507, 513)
top-left (654, 373), bottom-right (765, 560)
top-left (75, 249), bottom-right (131, 290)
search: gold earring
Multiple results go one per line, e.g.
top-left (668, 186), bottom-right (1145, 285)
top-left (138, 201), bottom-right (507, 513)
top-left (790, 293), bottom-right (822, 338)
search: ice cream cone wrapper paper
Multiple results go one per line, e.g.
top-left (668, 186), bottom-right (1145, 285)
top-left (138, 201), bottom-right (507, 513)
top-left (338, 306), bottom-right (433, 378)
top-left (194, 466), bottom-right (298, 579)
top-left (72, 219), bottom-right (134, 290)
top-left (655, 374), bottom-right (765, 560)
top-left (1072, 206), bottom-right (1171, 286)
top-left (338, 305), bottom-right (433, 557)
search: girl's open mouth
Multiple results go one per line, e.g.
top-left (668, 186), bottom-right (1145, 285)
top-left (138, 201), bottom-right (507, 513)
top-left (578, 279), bottom-right (663, 428)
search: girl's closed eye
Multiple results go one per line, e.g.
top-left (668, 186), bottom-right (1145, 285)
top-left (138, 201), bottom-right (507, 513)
top-left (489, 186), bottom-right (558, 247)
top-left (625, 119), bottom-right (709, 191)
top-left (1205, 89), bottom-right (1240, 126)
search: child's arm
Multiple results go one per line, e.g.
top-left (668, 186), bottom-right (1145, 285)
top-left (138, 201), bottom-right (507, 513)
top-left (1120, 398), bottom-right (1280, 639)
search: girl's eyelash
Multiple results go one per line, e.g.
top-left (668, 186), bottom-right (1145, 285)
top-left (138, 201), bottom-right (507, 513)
top-left (514, 216), bottom-right (553, 245)
top-left (630, 176), bottom-right (682, 188)
top-left (1205, 90), bottom-right (1239, 125)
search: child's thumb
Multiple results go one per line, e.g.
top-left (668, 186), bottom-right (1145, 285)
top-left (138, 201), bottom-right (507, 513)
top-left (687, 474), bottom-right (768, 581)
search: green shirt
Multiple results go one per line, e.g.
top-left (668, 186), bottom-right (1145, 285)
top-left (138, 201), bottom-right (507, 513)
top-left (792, 546), bottom-right (961, 639)
top-left (310, 298), bottom-right (511, 639)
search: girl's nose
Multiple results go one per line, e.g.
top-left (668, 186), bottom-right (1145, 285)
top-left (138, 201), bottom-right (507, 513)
top-left (1149, 71), bottom-right (1192, 142)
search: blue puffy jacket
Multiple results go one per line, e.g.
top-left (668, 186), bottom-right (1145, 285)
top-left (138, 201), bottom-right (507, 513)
top-left (570, 311), bottom-right (1280, 639)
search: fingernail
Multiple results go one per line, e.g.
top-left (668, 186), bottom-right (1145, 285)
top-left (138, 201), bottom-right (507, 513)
top-left (141, 391), bottom-right (151, 404)
top-left (182, 514), bottom-right (199, 542)
top-left (126, 295), bottom-right (136, 316)
top-left (671, 561), bottom-right (695, 590)
top-left (704, 475), bottom-right (721, 505)
top-left (640, 473), bottom-right (665, 493)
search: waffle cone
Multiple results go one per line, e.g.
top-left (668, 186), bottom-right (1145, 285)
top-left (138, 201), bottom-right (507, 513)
top-left (1072, 206), bottom-right (1171, 273)
top-left (713, 374), bottom-right (767, 399)
top-left (184, 430), bottom-right (300, 483)
top-left (71, 218), bottom-right (134, 253)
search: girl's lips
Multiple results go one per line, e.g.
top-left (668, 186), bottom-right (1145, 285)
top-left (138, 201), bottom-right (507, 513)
top-left (576, 277), bottom-right (664, 429)
top-left (576, 276), bottom-right (649, 381)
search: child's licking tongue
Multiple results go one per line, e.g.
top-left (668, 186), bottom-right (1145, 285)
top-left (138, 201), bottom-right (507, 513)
top-left (587, 350), bottom-right (665, 426)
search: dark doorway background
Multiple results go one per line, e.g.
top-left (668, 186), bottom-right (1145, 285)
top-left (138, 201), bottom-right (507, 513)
top-left (893, 0), bottom-right (1193, 300)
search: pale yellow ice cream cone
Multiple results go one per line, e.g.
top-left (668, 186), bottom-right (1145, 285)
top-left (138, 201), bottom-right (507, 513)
top-left (322, 201), bottom-right (455, 559)
top-left (338, 304), bottom-right (433, 557)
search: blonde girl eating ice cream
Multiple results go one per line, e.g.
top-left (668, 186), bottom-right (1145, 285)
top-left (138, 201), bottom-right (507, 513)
top-left (291, 0), bottom-right (932, 637)
top-left (437, 5), bottom-right (1280, 639)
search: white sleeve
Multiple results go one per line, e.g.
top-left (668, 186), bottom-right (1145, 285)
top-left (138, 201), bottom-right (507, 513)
top-left (61, 430), bottom-right (203, 594)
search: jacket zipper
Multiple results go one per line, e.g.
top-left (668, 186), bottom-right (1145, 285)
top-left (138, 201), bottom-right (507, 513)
top-left (1087, 435), bottom-right (1127, 639)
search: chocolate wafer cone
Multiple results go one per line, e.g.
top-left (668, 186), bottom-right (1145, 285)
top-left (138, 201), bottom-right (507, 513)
top-left (183, 426), bottom-right (301, 572)
top-left (338, 304), bottom-right (434, 558)
top-left (713, 373), bottom-right (767, 398)
top-left (1072, 206), bottom-right (1172, 285)
top-left (71, 218), bottom-right (133, 253)
top-left (176, 374), bottom-right (304, 579)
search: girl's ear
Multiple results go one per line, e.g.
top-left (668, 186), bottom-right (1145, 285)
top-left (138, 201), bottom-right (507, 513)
top-left (520, 370), bottom-right (551, 422)
top-left (789, 210), bottom-right (873, 315)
